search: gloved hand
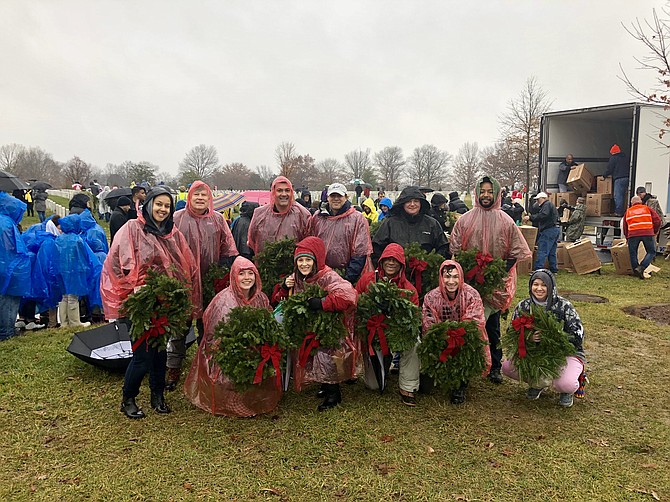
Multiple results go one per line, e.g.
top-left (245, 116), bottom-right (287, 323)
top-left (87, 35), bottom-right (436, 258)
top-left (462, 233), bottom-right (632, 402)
top-left (376, 300), bottom-right (390, 315)
top-left (307, 297), bottom-right (323, 312)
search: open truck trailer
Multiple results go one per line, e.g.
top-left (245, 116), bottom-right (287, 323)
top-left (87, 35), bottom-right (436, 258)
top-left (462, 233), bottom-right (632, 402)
top-left (538, 102), bottom-right (669, 247)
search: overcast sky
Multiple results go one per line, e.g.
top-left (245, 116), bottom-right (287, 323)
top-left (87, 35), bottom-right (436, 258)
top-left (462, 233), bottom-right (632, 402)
top-left (0, 1), bottom-right (663, 177)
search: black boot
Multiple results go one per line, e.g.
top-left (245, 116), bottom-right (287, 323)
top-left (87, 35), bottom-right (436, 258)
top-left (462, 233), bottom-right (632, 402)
top-left (150, 392), bottom-right (171, 414)
top-left (120, 397), bottom-right (145, 419)
top-left (450, 382), bottom-right (468, 405)
top-left (317, 384), bottom-right (342, 412)
top-left (316, 383), bottom-right (326, 399)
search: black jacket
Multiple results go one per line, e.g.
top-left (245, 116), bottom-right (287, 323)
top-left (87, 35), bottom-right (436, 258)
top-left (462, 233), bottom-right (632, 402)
top-left (448, 192), bottom-right (468, 214)
top-left (529, 200), bottom-right (559, 232)
top-left (604, 152), bottom-right (630, 180)
top-left (69, 193), bottom-right (90, 215)
top-left (557, 160), bottom-right (578, 185)
top-left (109, 206), bottom-right (130, 244)
top-left (232, 201), bottom-right (259, 259)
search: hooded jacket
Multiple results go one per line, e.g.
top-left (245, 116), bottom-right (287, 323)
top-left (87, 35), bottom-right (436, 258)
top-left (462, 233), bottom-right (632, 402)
top-left (355, 243), bottom-right (418, 306)
top-left (604, 151), bottom-right (630, 181)
top-left (173, 180), bottom-right (238, 278)
top-left (296, 189), bottom-right (312, 209)
top-left (33, 190), bottom-right (48, 212)
top-left (68, 193), bottom-right (90, 215)
top-left (377, 197), bottom-right (393, 221)
top-left (429, 192), bottom-right (449, 231)
top-left (232, 201), bottom-right (259, 259)
top-left (448, 192), bottom-right (468, 214)
top-left (247, 176), bottom-right (310, 254)
top-left (361, 197), bottom-right (379, 224)
top-left (372, 186), bottom-right (449, 264)
top-left (564, 202), bottom-right (586, 241)
top-left (0, 192), bottom-right (30, 297)
top-left (512, 269), bottom-right (585, 363)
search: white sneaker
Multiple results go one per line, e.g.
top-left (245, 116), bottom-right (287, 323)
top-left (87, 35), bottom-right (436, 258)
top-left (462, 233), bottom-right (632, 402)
top-left (25, 322), bottom-right (46, 330)
top-left (15, 320), bottom-right (26, 329)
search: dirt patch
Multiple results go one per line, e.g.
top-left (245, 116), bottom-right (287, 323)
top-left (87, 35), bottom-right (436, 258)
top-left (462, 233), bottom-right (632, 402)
top-left (622, 304), bottom-right (670, 325)
top-left (560, 291), bottom-right (609, 303)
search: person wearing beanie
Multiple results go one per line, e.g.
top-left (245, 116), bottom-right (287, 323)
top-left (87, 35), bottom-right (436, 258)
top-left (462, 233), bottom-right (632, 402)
top-left (448, 191), bottom-right (468, 215)
top-left (429, 192), bottom-right (449, 231)
top-left (602, 144), bottom-right (630, 216)
top-left (109, 195), bottom-right (132, 244)
top-left (635, 186), bottom-right (666, 234)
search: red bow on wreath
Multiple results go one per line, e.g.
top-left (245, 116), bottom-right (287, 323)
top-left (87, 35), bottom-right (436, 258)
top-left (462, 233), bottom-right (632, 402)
top-left (253, 343), bottom-right (282, 389)
top-left (465, 252), bottom-right (494, 285)
top-left (366, 314), bottom-right (390, 356)
top-left (298, 331), bottom-right (321, 367)
top-left (512, 314), bottom-right (535, 358)
top-left (408, 257), bottom-right (428, 293)
top-left (132, 315), bottom-right (169, 351)
top-left (439, 327), bottom-right (466, 362)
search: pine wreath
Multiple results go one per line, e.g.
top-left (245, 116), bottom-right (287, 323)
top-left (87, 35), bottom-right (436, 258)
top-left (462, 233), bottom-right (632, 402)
top-left (403, 242), bottom-right (444, 300)
top-left (254, 238), bottom-right (295, 296)
top-left (122, 268), bottom-right (193, 351)
top-left (202, 263), bottom-right (230, 308)
top-left (417, 320), bottom-right (487, 391)
top-left (454, 249), bottom-right (507, 301)
top-left (355, 280), bottom-right (421, 355)
top-left (501, 304), bottom-right (575, 384)
top-left (209, 306), bottom-right (291, 390)
top-left (369, 220), bottom-right (381, 238)
top-left (281, 284), bottom-right (347, 366)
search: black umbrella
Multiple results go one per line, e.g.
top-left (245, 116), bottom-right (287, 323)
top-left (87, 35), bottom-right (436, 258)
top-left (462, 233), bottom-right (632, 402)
top-left (0, 170), bottom-right (30, 192)
top-left (31, 181), bottom-right (52, 191)
top-left (367, 349), bottom-right (393, 394)
top-left (104, 187), bottom-right (133, 210)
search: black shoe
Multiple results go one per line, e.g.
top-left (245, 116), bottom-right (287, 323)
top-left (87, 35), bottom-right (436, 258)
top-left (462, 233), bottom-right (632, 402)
top-left (399, 391), bottom-right (417, 407)
top-left (150, 392), bottom-right (171, 414)
top-left (317, 384), bottom-right (341, 412)
top-left (488, 369), bottom-right (503, 384)
top-left (120, 398), bottom-right (146, 419)
top-left (450, 388), bottom-right (466, 405)
top-left (316, 383), bottom-right (326, 399)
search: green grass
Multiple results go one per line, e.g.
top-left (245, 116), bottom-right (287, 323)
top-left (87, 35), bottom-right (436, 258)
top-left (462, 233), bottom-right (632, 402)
top-left (1, 261), bottom-right (669, 500)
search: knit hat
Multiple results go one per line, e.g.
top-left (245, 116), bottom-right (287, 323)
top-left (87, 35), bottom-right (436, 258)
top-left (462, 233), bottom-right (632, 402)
top-left (116, 196), bottom-right (132, 207)
top-left (635, 186), bottom-right (646, 195)
top-left (576, 196), bottom-right (585, 204)
top-left (430, 192), bottom-right (448, 207)
top-left (610, 144), bottom-right (621, 155)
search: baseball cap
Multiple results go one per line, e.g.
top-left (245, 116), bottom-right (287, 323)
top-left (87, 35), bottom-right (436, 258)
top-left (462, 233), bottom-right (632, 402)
top-left (327, 183), bottom-right (347, 196)
top-left (635, 186), bottom-right (646, 194)
top-left (533, 192), bottom-right (549, 199)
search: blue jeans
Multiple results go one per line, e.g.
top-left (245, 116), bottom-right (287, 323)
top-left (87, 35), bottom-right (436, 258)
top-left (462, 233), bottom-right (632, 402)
top-left (613, 177), bottom-right (629, 216)
top-left (37, 211), bottom-right (46, 222)
top-left (534, 226), bottom-right (560, 272)
top-left (0, 294), bottom-right (21, 341)
top-left (628, 235), bottom-right (656, 271)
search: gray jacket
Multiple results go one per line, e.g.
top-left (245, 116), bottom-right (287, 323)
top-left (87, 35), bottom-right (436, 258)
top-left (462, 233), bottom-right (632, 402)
top-left (33, 191), bottom-right (48, 212)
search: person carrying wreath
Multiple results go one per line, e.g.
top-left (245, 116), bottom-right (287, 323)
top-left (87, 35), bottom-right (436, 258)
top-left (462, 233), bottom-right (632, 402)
top-left (274, 236), bottom-right (358, 411)
top-left (101, 186), bottom-right (201, 419)
top-left (355, 243), bottom-right (420, 406)
top-left (422, 260), bottom-right (491, 404)
top-left (502, 269), bottom-right (585, 408)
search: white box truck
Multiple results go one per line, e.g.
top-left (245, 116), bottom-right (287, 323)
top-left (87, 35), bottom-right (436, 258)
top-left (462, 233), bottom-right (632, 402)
top-left (539, 102), bottom-right (669, 246)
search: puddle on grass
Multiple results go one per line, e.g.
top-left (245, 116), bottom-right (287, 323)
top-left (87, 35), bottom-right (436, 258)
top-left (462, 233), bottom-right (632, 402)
top-left (622, 304), bottom-right (670, 325)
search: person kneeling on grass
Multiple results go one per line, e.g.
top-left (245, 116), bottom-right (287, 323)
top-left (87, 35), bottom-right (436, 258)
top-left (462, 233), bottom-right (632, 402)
top-left (502, 269), bottom-right (585, 408)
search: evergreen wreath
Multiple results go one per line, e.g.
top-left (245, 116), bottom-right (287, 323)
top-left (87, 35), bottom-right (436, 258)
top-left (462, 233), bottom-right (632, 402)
top-left (122, 268), bottom-right (193, 351)
top-left (254, 238), bottom-right (295, 296)
top-left (369, 220), bottom-right (381, 238)
top-left (209, 306), bottom-right (291, 390)
top-left (355, 280), bottom-right (421, 355)
top-left (418, 320), bottom-right (487, 391)
top-left (454, 249), bottom-right (507, 301)
top-left (403, 242), bottom-right (444, 300)
top-left (501, 304), bottom-right (575, 384)
top-left (202, 263), bottom-right (231, 308)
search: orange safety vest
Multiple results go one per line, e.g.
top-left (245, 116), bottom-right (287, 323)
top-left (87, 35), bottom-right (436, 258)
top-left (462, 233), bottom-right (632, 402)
top-left (625, 204), bottom-right (654, 233)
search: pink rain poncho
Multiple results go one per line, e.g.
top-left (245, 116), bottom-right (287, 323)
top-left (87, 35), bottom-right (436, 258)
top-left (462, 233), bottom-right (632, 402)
top-left (422, 260), bottom-right (492, 376)
top-left (173, 180), bottom-right (238, 278)
top-left (100, 188), bottom-right (202, 320)
top-left (289, 236), bottom-right (360, 390)
top-left (183, 257), bottom-right (280, 417)
top-left (247, 176), bottom-right (310, 254)
top-left (449, 176), bottom-right (531, 312)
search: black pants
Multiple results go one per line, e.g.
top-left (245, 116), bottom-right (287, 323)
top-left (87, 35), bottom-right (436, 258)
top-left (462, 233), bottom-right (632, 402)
top-left (485, 311), bottom-right (502, 371)
top-left (121, 319), bottom-right (167, 399)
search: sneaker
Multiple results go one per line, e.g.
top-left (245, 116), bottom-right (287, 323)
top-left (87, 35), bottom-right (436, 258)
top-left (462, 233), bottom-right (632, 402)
top-left (399, 391), bottom-right (417, 407)
top-left (488, 368), bottom-right (503, 384)
top-left (559, 393), bottom-right (574, 408)
top-left (25, 322), bottom-right (45, 331)
top-left (526, 387), bottom-right (546, 400)
top-left (450, 388), bottom-right (466, 405)
top-left (14, 320), bottom-right (26, 329)
top-left (636, 265), bottom-right (646, 280)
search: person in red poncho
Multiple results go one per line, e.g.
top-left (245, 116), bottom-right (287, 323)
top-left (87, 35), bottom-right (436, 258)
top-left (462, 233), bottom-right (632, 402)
top-left (422, 260), bottom-right (492, 404)
top-left (247, 176), bottom-right (310, 255)
top-left (166, 181), bottom-right (239, 390)
top-left (449, 175), bottom-right (531, 385)
top-left (276, 236), bottom-right (358, 411)
top-left (183, 256), bottom-right (281, 417)
top-left (355, 243), bottom-right (420, 406)
top-left (101, 187), bottom-right (201, 419)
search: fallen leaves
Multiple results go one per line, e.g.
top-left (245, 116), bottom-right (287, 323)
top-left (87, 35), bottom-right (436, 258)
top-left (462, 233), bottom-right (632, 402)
top-left (379, 434), bottom-right (394, 443)
top-left (628, 487), bottom-right (660, 500)
top-left (586, 438), bottom-right (610, 447)
top-left (260, 487), bottom-right (283, 497)
top-left (375, 463), bottom-right (396, 476)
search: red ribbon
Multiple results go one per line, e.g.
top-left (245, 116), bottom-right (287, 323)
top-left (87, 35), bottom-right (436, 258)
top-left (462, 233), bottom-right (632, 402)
top-left (512, 314), bottom-right (535, 359)
top-left (297, 331), bottom-right (320, 367)
top-left (132, 315), bottom-right (169, 351)
top-left (465, 251), bottom-right (494, 285)
top-left (366, 314), bottom-right (390, 356)
top-left (439, 327), bottom-right (466, 362)
top-left (253, 343), bottom-right (282, 389)
top-left (408, 257), bottom-right (428, 293)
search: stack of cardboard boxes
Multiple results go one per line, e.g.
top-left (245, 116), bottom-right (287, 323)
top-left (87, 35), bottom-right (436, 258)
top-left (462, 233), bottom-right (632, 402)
top-left (551, 164), bottom-right (614, 217)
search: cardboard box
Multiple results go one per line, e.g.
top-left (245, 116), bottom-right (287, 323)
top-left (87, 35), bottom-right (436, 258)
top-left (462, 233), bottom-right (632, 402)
top-left (560, 208), bottom-right (571, 223)
top-left (597, 176), bottom-right (613, 194)
top-left (556, 192), bottom-right (579, 207)
top-left (519, 225), bottom-right (538, 251)
top-left (567, 164), bottom-right (594, 193)
top-left (610, 240), bottom-right (648, 275)
top-left (549, 193), bottom-right (558, 206)
top-left (516, 257), bottom-right (533, 278)
top-left (586, 193), bottom-right (613, 216)
top-left (566, 238), bottom-right (601, 274)
top-left (557, 242), bottom-right (573, 271)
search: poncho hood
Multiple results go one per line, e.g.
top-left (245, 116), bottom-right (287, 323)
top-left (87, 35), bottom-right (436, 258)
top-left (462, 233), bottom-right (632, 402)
top-left (79, 209), bottom-right (97, 230)
top-left (438, 259), bottom-right (465, 303)
top-left (294, 236), bottom-right (326, 274)
top-left (377, 243), bottom-right (407, 279)
top-left (270, 176), bottom-right (294, 215)
top-left (186, 180), bottom-right (214, 218)
top-left (141, 186), bottom-right (176, 237)
top-left (229, 256), bottom-right (263, 305)
top-left (0, 192), bottom-right (27, 224)
top-left (474, 175), bottom-right (502, 211)
top-left (59, 213), bottom-right (81, 234)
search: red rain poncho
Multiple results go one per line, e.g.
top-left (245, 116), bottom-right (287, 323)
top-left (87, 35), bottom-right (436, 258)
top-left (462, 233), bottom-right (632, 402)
top-left (183, 257), bottom-right (280, 417)
top-left (422, 260), bottom-right (491, 376)
top-left (355, 243), bottom-right (419, 306)
top-left (449, 176), bottom-right (531, 311)
top-left (100, 192), bottom-right (202, 320)
top-left (173, 181), bottom-right (238, 278)
top-left (307, 203), bottom-right (372, 271)
top-left (289, 236), bottom-right (359, 389)
top-left (247, 176), bottom-right (310, 254)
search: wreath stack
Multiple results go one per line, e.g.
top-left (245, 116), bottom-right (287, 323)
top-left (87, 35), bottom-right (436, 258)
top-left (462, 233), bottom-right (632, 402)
top-left (202, 263), bottom-right (230, 308)
top-left (501, 305), bottom-right (575, 384)
top-left (355, 280), bottom-right (421, 356)
top-left (455, 249), bottom-right (507, 301)
top-left (254, 238), bottom-right (295, 296)
top-left (417, 320), bottom-right (487, 390)
top-left (403, 242), bottom-right (444, 300)
top-left (122, 269), bottom-right (193, 351)
top-left (209, 306), bottom-right (291, 390)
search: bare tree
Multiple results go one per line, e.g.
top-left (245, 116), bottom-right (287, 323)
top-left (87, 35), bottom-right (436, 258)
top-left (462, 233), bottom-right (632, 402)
top-left (499, 76), bottom-right (551, 199)
top-left (157, 170), bottom-right (178, 187)
top-left (275, 141), bottom-right (297, 178)
top-left (407, 144), bottom-right (451, 189)
top-left (0, 143), bottom-right (25, 172)
top-left (451, 142), bottom-right (482, 193)
top-left (14, 146), bottom-right (60, 184)
top-left (213, 163), bottom-right (254, 190)
top-left (374, 146), bottom-right (405, 189)
top-left (480, 141), bottom-right (527, 191)
top-left (179, 144), bottom-right (220, 184)
top-left (314, 158), bottom-right (347, 187)
top-left (62, 156), bottom-right (92, 185)
top-left (344, 148), bottom-right (373, 180)
top-left (255, 165), bottom-right (276, 189)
